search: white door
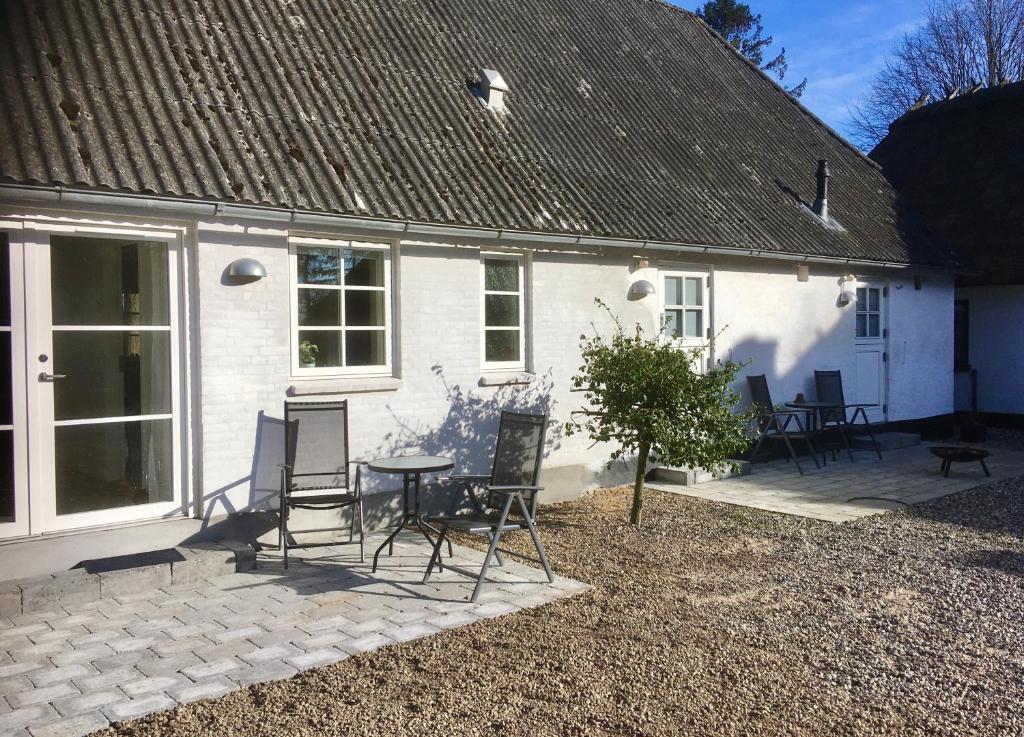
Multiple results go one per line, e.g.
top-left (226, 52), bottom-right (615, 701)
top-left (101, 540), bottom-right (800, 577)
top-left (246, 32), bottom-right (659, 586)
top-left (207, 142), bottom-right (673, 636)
top-left (852, 283), bottom-right (887, 424)
top-left (2, 225), bottom-right (185, 536)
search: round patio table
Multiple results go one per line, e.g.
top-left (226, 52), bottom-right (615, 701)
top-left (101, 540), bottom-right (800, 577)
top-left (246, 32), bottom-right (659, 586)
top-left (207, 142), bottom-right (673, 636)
top-left (367, 455), bottom-right (454, 573)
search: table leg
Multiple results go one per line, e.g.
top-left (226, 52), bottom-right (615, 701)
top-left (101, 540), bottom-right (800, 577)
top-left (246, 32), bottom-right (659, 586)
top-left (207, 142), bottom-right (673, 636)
top-left (372, 472), bottom-right (413, 573)
top-left (412, 472), bottom-right (454, 564)
top-left (980, 458), bottom-right (990, 477)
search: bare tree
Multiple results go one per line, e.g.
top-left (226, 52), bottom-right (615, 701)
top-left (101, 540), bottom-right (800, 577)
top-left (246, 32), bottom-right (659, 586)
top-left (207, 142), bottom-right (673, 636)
top-left (850, 0), bottom-right (1024, 149)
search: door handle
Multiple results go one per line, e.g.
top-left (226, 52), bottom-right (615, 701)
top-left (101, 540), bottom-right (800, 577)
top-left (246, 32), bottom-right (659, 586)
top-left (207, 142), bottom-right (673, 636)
top-left (38, 372), bottom-right (67, 382)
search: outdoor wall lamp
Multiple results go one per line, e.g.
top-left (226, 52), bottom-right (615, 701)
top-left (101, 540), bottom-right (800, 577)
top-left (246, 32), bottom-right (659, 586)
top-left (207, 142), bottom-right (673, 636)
top-left (628, 279), bottom-right (656, 300)
top-left (227, 257), bottom-right (268, 282)
top-left (837, 274), bottom-right (857, 306)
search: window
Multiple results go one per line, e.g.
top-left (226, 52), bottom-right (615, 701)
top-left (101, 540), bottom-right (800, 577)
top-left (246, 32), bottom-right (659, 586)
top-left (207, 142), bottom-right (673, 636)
top-left (855, 286), bottom-right (881, 338)
top-left (482, 254), bottom-right (526, 369)
top-left (954, 299), bottom-right (970, 370)
top-left (290, 238), bottom-right (391, 375)
top-left (662, 273), bottom-right (705, 340)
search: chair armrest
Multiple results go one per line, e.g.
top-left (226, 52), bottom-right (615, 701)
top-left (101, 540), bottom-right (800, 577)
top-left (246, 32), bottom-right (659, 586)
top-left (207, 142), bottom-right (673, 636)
top-left (440, 474), bottom-right (492, 483)
top-left (486, 485), bottom-right (545, 493)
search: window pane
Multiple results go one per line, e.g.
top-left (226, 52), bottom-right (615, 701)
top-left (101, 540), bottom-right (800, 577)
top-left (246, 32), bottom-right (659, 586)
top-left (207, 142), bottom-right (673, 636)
top-left (0, 235), bottom-right (9, 327)
top-left (344, 290), bottom-right (385, 327)
top-left (856, 313), bottom-right (867, 338)
top-left (53, 331), bottom-right (171, 421)
top-left (50, 237), bottom-right (169, 326)
top-left (55, 418), bottom-right (172, 515)
top-left (484, 259), bottom-right (519, 292)
top-left (297, 247), bottom-right (340, 285)
top-left (0, 430), bottom-right (11, 523)
top-left (664, 277), bottom-right (681, 306)
top-left (856, 287), bottom-right (866, 308)
top-left (298, 331), bottom-right (343, 368)
top-left (684, 309), bottom-right (702, 338)
top-left (297, 289), bottom-right (340, 326)
top-left (344, 250), bottom-right (384, 287)
top-left (485, 330), bottom-right (520, 363)
top-left (663, 309), bottom-right (682, 337)
top-left (869, 289), bottom-right (880, 312)
top-left (485, 294), bottom-right (520, 327)
top-left (345, 330), bottom-right (386, 366)
top-left (0, 333), bottom-right (10, 426)
top-left (684, 277), bottom-right (702, 306)
top-left (869, 314), bottom-right (880, 337)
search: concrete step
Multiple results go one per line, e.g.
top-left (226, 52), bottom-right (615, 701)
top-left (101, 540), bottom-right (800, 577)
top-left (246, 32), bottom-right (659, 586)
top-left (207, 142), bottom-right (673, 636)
top-left (852, 432), bottom-right (921, 451)
top-left (652, 460), bottom-right (751, 486)
top-left (0, 540), bottom-right (256, 618)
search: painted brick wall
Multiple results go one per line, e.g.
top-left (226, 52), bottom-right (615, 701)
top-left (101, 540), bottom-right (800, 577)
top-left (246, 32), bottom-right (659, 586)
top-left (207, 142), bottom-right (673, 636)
top-left (194, 221), bottom-right (957, 522)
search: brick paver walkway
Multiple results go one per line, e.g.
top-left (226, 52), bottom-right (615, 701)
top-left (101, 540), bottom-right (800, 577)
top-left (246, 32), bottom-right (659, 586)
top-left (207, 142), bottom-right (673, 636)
top-left (0, 533), bottom-right (586, 736)
top-left (648, 444), bottom-right (1024, 522)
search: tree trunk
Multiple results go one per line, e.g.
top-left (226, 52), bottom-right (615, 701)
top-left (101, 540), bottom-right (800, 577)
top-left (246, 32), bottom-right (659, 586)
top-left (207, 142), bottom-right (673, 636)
top-left (630, 438), bottom-right (651, 527)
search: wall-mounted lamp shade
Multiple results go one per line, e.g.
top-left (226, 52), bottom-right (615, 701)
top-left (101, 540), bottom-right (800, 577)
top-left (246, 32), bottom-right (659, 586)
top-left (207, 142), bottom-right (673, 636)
top-left (227, 257), bottom-right (267, 279)
top-left (628, 279), bottom-right (656, 301)
top-left (838, 287), bottom-right (857, 306)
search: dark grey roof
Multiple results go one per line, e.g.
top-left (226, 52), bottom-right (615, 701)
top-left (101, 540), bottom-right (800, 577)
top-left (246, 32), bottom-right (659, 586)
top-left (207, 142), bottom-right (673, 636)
top-left (871, 81), bottom-right (1024, 284)
top-left (0, 0), bottom-right (955, 267)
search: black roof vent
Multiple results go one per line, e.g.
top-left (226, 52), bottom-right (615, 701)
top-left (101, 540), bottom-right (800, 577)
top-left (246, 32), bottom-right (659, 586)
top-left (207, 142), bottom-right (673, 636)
top-left (812, 159), bottom-right (830, 220)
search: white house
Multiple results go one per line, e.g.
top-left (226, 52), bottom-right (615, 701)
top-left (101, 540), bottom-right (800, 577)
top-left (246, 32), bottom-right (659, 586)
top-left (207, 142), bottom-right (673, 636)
top-left (0, 0), bottom-right (960, 575)
top-left (871, 81), bottom-right (1024, 430)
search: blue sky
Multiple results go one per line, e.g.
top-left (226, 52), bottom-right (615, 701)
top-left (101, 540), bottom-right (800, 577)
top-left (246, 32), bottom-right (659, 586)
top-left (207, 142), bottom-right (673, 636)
top-left (679, 1), bottom-right (927, 140)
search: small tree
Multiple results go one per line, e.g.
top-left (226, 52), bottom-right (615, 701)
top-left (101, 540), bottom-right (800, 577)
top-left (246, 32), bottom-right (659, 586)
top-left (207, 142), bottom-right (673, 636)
top-left (565, 301), bottom-right (752, 527)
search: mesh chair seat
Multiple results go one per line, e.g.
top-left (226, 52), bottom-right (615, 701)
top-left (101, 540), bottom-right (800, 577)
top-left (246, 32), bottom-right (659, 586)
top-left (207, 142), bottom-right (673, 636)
top-left (813, 370), bottom-right (882, 461)
top-left (746, 374), bottom-right (822, 474)
top-left (286, 489), bottom-right (358, 507)
top-left (429, 511), bottom-right (527, 533)
top-left (422, 410), bottom-right (555, 602)
top-left (280, 400), bottom-right (364, 567)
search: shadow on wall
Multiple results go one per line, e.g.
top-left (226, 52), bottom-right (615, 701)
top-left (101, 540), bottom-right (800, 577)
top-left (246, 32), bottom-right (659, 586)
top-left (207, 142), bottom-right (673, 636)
top-left (203, 365), bottom-right (561, 545)
top-left (363, 364), bottom-right (563, 518)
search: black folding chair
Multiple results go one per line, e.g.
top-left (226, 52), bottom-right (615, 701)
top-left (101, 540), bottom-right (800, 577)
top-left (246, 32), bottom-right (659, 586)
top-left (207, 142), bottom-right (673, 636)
top-left (279, 400), bottom-right (364, 569)
top-left (746, 375), bottom-right (821, 475)
top-left (814, 370), bottom-right (882, 461)
top-left (422, 411), bottom-right (555, 602)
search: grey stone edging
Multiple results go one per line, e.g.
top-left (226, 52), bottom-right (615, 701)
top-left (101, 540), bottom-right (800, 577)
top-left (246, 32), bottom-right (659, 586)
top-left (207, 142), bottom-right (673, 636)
top-left (0, 540), bottom-right (256, 618)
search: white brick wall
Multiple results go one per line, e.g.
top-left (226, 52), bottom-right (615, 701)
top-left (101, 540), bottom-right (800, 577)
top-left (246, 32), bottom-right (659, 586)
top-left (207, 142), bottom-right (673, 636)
top-left (192, 220), bottom-right (957, 518)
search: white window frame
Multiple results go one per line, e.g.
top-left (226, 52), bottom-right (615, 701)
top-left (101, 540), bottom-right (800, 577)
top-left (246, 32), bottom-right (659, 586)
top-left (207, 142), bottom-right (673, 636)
top-left (288, 236), bottom-right (393, 378)
top-left (480, 252), bottom-right (526, 371)
top-left (659, 270), bottom-right (708, 345)
top-left (855, 285), bottom-right (883, 339)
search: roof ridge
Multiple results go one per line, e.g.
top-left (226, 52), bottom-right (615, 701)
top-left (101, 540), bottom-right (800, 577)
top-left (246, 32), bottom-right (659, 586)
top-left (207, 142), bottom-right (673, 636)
top-left (893, 78), bottom-right (1024, 125)
top-left (650, 0), bottom-right (881, 168)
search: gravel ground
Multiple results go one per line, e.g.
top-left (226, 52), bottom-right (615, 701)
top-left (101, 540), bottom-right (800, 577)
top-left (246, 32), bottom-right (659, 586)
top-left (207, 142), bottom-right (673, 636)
top-left (981, 427), bottom-right (1024, 452)
top-left (99, 477), bottom-right (1024, 737)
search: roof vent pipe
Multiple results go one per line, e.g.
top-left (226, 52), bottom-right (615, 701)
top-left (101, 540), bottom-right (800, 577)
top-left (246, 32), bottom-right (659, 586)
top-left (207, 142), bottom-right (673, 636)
top-left (812, 159), bottom-right (830, 221)
top-left (478, 68), bottom-right (509, 112)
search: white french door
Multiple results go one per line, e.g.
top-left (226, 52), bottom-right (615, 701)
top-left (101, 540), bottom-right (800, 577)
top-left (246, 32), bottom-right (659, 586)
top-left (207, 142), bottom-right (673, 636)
top-left (1, 223), bottom-right (184, 538)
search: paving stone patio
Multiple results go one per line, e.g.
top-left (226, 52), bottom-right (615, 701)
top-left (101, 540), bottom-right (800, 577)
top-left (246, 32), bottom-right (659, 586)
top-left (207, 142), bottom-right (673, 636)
top-left (647, 443), bottom-right (1024, 522)
top-left (0, 533), bottom-right (586, 737)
